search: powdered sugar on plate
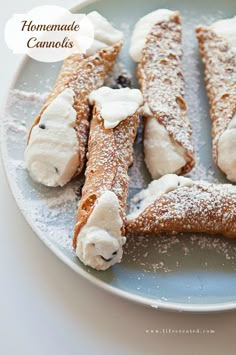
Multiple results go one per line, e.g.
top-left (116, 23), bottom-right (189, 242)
top-left (9, 89), bottom-right (49, 104)
top-left (2, 10), bottom-right (236, 290)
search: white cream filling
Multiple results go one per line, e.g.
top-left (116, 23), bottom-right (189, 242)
top-left (86, 11), bottom-right (123, 56)
top-left (218, 113), bottom-right (236, 182)
top-left (211, 16), bottom-right (236, 50)
top-left (128, 174), bottom-right (193, 220)
top-left (144, 115), bottom-right (187, 179)
top-left (25, 88), bottom-right (79, 187)
top-left (129, 9), bottom-right (174, 62)
top-left (89, 87), bottom-right (143, 129)
top-left (210, 17), bottom-right (236, 181)
top-left (76, 191), bottom-right (126, 271)
top-left (129, 10), bottom-right (187, 177)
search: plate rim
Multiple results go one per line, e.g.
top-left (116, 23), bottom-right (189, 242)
top-left (1, 0), bottom-right (236, 313)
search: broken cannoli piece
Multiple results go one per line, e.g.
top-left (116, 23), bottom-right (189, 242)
top-left (196, 16), bottom-right (236, 182)
top-left (127, 174), bottom-right (236, 238)
top-left (129, 9), bottom-right (195, 179)
top-left (25, 11), bottom-right (123, 187)
top-left (73, 87), bottom-right (143, 270)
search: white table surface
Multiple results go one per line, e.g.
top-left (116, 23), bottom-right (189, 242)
top-left (1, 1), bottom-right (236, 354)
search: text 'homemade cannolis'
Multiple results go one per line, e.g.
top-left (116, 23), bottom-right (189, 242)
top-left (73, 87), bottom-right (143, 270)
top-left (25, 11), bottom-right (123, 187)
top-left (130, 9), bottom-right (195, 179)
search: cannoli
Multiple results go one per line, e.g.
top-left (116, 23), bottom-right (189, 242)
top-left (73, 87), bottom-right (143, 270)
top-left (127, 174), bottom-right (236, 238)
top-left (25, 11), bottom-right (123, 187)
top-left (196, 17), bottom-right (236, 182)
top-left (129, 10), bottom-right (195, 179)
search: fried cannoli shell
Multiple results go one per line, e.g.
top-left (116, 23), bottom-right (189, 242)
top-left (196, 25), bottom-right (236, 180)
top-left (28, 42), bottom-right (123, 176)
top-left (73, 105), bottom-right (139, 248)
top-left (137, 11), bottom-right (195, 176)
top-left (127, 182), bottom-right (236, 238)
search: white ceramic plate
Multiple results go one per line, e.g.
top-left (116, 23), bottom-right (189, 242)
top-left (2, 0), bottom-right (236, 312)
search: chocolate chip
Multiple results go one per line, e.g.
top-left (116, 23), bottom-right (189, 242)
top-left (55, 167), bottom-right (59, 174)
top-left (115, 75), bottom-right (131, 88)
top-left (39, 123), bottom-right (46, 129)
top-left (100, 255), bottom-right (113, 262)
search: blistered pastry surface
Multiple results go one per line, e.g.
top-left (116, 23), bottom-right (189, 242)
top-left (127, 182), bottom-right (236, 238)
top-left (196, 26), bottom-right (236, 163)
top-left (28, 42), bottom-right (123, 176)
top-left (73, 105), bottom-right (139, 247)
top-left (138, 12), bottom-right (195, 174)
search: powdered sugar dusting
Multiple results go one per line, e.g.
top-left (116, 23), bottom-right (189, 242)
top-left (10, 89), bottom-right (49, 104)
top-left (2, 9), bottom-right (236, 291)
top-left (127, 182), bottom-right (236, 237)
top-left (124, 10), bottom-right (236, 279)
top-left (124, 233), bottom-right (236, 275)
top-left (138, 13), bottom-right (195, 174)
top-left (196, 22), bottom-right (236, 168)
top-left (188, 161), bottom-right (219, 183)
